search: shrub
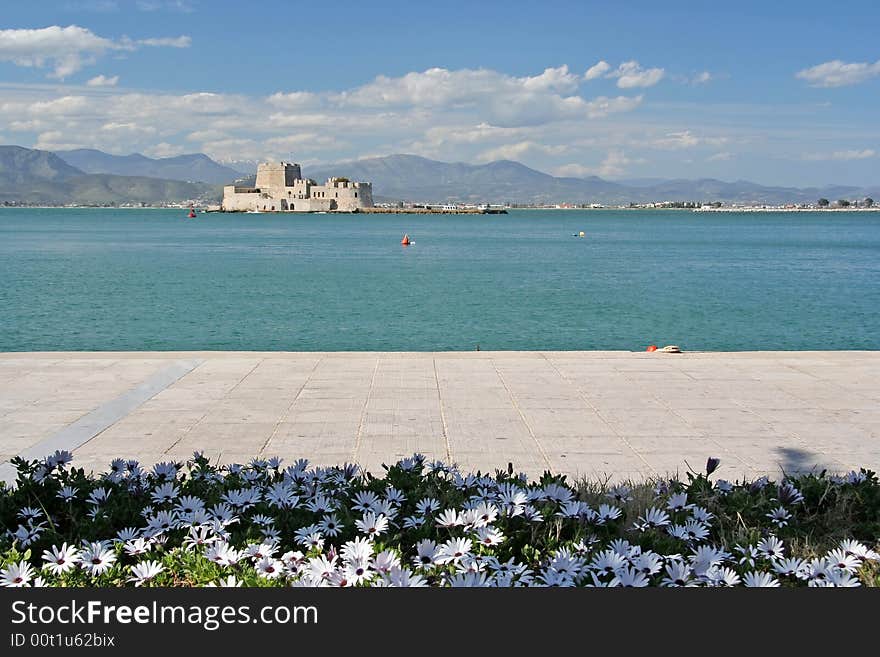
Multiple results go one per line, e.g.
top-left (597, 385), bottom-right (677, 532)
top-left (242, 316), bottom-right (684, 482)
top-left (1, 451), bottom-right (878, 587)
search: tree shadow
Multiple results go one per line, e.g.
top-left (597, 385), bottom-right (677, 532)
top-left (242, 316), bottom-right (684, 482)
top-left (775, 446), bottom-right (831, 476)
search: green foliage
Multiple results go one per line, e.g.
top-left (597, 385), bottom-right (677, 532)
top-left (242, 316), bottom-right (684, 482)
top-left (2, 453), bottom-right (878, 587)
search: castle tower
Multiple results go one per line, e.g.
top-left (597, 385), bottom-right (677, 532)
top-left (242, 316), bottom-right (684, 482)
top-left (255, 161), bottom-right (302, 190)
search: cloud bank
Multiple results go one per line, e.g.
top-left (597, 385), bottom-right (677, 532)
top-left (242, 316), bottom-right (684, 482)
top-left (0, 25), bottom-right (190, 78)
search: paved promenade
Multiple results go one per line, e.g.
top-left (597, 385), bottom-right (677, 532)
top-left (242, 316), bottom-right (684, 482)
top-left (1, 351), bottom-right (877, 484)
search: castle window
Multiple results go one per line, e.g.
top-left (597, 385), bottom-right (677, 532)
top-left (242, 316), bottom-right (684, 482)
top-left (355, 192), bottom-right (358, 198)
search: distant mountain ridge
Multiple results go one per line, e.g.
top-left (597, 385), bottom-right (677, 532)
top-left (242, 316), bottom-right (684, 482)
top-left (0, 146), bottom-right (219, 205)
top-left (55, 149), bottom-right (247, 184)
top-left (1, 146), bottom-right (877, 206)
top-left (303, 154), bottom-right (878, 205)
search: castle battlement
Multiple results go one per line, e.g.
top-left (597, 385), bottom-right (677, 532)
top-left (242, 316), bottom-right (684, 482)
top-left (222, 162), bottom-right (373, 213)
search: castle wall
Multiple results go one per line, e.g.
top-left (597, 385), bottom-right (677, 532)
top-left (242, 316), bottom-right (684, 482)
top-left (222, 165), bottom-right (374, 212)
top-left (221, 186), bottom-right (265, 211)
top-left (310, 179), bottom-right (374, 211)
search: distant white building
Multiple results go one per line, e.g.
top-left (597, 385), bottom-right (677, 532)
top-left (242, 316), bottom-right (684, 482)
top-left (222, 161), bottom-right (373, 212)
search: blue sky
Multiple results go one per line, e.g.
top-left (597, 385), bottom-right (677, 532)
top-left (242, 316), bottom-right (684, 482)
top-left (1, 0), bottom-right (878, 186)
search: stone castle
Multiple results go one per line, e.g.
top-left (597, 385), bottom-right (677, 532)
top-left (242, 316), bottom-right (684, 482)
top-left (222, 161), bottom-right (373, 212)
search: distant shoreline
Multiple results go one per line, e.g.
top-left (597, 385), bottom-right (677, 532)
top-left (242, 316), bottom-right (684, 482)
top-left (1, 205), bottom-right (878, 213)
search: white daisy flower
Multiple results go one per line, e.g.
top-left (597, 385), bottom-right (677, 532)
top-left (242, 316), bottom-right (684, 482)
top-left (435, 508), bottom-right (461, 528)
top-left (318, 514), bottom-right (343, 537)
top-left (80, 542), bottom-right (117, 577)
top-left (757, 536), bottom-right (785, 560)
top-left (150, 482), bottom-right (178, 504)
top-left (415, 497), bottom-right (441, 515)
top-left (383, 566), bottom-right (428, 587)
top-left (124, 538), bottom-right (151, 557)
top-left (128, 560), bottom-right (164, 586)
top-left (1, 561), bottom-right (35, 587)
top-left (743, 571), bottom-right (780, 587)
top-left (666, 492), bottom-right (692, 512)
top-left (705, 566), bottom-right (741, 587)
top-left (661, 562), bottom-right (695, 587)
top-left (205, 542), bottom-right (240, 566)
top-left (609, 567), bottom-right (650, 587)
top-left (341, 537), bottom-right (374, 564)
top-left (475, 526), bottom-right (505, 547)
top-left (824, 548), bottom-right (861, 574)
top-left (57, 486), bottom-right (78, 502)
top-left (436, 538), bottom-right (473, 564)
top-left (42, 543), bottom-right (81, 575)
top-left (255, 557), bottom-right (284, 579)
top-left (825, 569), bottom-right (861, 587)
top-left (766, 506), bottom-right (792, 528)
top-left (772, 557), bottom-right (805, 577)
top-left (634, 507), bottom-right (671, 531)
top-left (206, 575), bottom-right (242, 587)
top-left (355, 512), bottom-right (389, 537)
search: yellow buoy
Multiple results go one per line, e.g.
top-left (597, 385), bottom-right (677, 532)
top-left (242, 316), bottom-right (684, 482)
top-left (579, 231), bottom-right (585, 237)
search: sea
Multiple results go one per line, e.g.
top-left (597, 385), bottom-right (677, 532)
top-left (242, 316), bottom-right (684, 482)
top-left (1, 208), bottom-right (879, 352)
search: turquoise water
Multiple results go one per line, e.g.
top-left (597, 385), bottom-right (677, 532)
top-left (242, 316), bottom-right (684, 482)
top-left (1, 208), bottom-right (879, 351)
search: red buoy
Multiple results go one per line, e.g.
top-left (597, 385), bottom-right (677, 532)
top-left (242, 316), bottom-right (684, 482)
top-left (646, 344), bottom-right (658, 352)
top-left (401, 233), bottom-right (411, 246)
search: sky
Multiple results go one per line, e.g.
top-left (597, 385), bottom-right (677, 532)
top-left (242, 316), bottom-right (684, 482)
top-left (1, 0), bottom-right (878, 186)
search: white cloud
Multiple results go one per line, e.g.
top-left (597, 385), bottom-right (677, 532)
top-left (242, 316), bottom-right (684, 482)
top-left (804, 149), bottom-right (876, 161)
top-left (555, 150), bottom-right (642, 178)
top-left (143, 142), bottom-right (185, 158)
top-left (29, 95), bottom-right (91, 116)
top-left (265, 133), bottom-right (345, 152)
top-left (87, 74), bottom-right (119, 87)
top-left (136, 0), bottom-right (195, 11)
top-left (35, 129), bottom-right (85, 151)
top-left (0, 25), bottom-right (190, 79)
top-left (607, 61), bottom-right (665, 88)
top-left (0, 63), bottom-right (647, 165)
top-left (338, 66), bottom-right (579, 106)
top-left (185, 129), bottom-right (230, 142)
top-left (691, 71), bottom-right (712, 85)
top-left (66, 1), bottom-right (119, 11)
top-left (475, 141), bottom-right (567, 162)
top-left (0, 25), bottom-right (120, 79)
top-left (651, 130), bottom-right (727, 150)
top-left (266, 91), bottom-right (322, 109)
top-left (100, 121), bottom-right (156, 135)
top-left (707, 151), bottom-right (732, 162)
top-left (138, 36), bottom-right (191, 48)
top-left (796, 60), bottom-right (880, 88)
top-left (584, 60), bottom-right (611, 80)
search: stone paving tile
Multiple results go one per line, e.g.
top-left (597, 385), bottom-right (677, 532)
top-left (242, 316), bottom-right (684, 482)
top-left (520, 408), bottom-right (612, 436)
top-left (599, 408), bottom-right (705, 437)
top-left (2, 351), bottom-right (880, 480)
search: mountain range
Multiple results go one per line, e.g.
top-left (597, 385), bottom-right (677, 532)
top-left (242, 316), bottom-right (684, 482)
top-left (55, 149), bottom-right (247, 184)
top-left (303, 154), bottom-right (878, 206)
top-left (1, 145), bottom-right (876, 206)
top-left (0, 146), bottom-right (218, 205)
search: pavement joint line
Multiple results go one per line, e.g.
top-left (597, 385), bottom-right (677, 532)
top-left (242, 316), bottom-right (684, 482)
top-left (260, 356), bottom-right (324, 457)
top-left (0, 359), bottom-right (203, 486)
top-left (352, 357), bottom-right (380, 464)
top-left (433, 357), bottom-right (452, 463)
top-left (620, 361), bottom-right (756, 474)
top-left (492, 357), bottom-right (552, 473)
top-left (161, 358), bottom-right (264, 456)
top-left (540, 352), bottom-right (657, 477)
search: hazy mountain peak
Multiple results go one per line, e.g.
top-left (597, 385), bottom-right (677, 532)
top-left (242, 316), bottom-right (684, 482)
top-left (53, 149), bottom-right (246, 184)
